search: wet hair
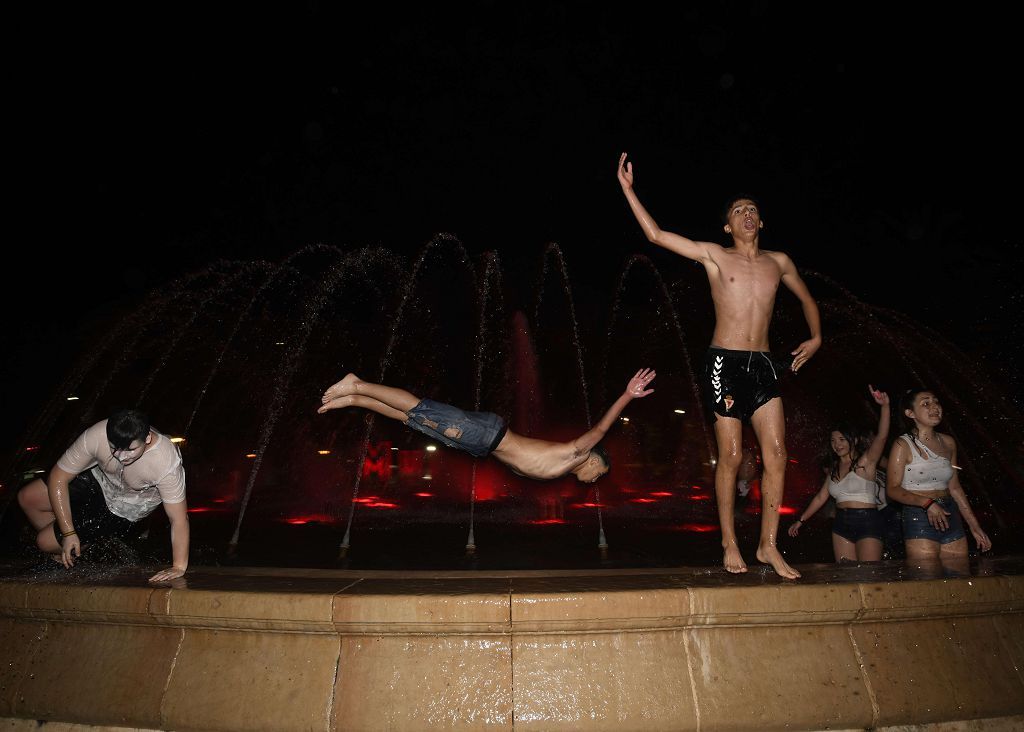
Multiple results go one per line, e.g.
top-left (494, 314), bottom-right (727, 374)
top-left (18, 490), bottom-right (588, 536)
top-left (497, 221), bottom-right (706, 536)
top-left (590, 444), bottom-right (611, 472)
top-left (899, 387), bottom-right (936, 438)
top-left (106, 409), bottom-right (151, 449)
top-left (822, 422), bottom-right (868, 482)
top-left (721, 194), bottom-right (762, 225)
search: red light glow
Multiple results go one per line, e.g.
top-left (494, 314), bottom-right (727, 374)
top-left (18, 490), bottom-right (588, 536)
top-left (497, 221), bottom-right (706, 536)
top-left (529, 519), bottom-right (567, 525)
top-left (650, 491), bottom-right (673, 497)
top-left (777, 506), bottom-right (798, 514)
top-left (362, 441), bottom-right (391, 478)
top-left (414, 492), bottom-right (434, 497)
top-left (677, 522), bottom-right (719, 533)
top-left (282, 513), bottom-right (337, 525)
top-left (569, 502), bottom-right (606, 509)
top-left (629, 497), bottom-right (657, 503)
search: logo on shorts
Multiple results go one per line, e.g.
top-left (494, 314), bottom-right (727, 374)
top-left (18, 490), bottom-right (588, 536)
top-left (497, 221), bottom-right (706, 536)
top-left (712, 356), bottom-right (724, 403)
top-left (723, 394), bottom-right (734, 411)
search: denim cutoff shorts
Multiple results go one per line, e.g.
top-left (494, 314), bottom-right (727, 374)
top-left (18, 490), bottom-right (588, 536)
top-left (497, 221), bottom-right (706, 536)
top-left (405, 399), bottom-right (507, 458)
top-left (832, 507), bottom-right (885, 543)
top-left (901, 496), bottom-right (965, 544)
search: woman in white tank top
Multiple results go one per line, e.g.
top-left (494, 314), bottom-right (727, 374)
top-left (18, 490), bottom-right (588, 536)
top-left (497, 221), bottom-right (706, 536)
top-left (886, 388), bottom-right (991, 561)
top-left (788, 386), bottom-right (890, 562)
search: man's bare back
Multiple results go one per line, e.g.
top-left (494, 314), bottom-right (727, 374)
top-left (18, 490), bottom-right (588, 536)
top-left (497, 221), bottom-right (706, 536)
top-left (617, 153), bottom-right (822, 580)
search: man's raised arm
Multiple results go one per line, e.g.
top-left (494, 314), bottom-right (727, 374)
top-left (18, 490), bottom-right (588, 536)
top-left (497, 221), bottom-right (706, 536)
top-left (571, 368), bottom-right (656, 456)
top-left (617, 153), bottom-right (712, 262)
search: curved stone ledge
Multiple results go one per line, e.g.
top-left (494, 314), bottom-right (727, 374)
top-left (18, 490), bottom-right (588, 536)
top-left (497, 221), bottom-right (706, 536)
top-left (1, 557), bottom-right (1022, 731)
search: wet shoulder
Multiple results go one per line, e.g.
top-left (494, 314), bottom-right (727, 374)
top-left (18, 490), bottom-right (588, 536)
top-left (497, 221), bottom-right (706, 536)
top-left (82, 420), bottom-right (110, 456)
top-left (141, 433), bottom-right (183, 477)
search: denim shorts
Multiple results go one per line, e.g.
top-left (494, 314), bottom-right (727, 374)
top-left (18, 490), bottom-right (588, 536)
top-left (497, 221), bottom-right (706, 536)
top-left (901, 496), bottom-right (965, 544)
top-left (832, 507), bottom-right (885, 543)
top-left (405, 399), bottom-right (507, 458)
top-left (50, 470), bottom-right (144, 544)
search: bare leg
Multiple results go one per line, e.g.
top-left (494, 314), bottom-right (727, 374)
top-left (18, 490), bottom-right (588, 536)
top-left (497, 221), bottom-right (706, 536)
top-left (855, 538), bottom-right (883, 561)
top-left (318, 394), bottom-right (409, 422)
top-left (750, 398), bottom-right (800, 579)
top-left (904, 538), bottom-right (941, 561)
top-left (320, 374), bottom-right (420, 413)
top-left (16, 480), bottom-right (61, 555)
top-left (17, 479), bottom-right (54, 530)
top-left (832, 533), bottom-right (857, 563)
top-left (939, 537), bottom-right (968, 558)
top-left (712, 416), bottom-right (747, 573)
top-left (938, 541), bottom-right (970, 576)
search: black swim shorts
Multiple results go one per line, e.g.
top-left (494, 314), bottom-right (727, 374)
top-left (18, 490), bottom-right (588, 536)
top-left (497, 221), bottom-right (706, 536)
top-left (701, 347), bottom-right (784, 423)
top-left (51, 470), bottom-right (145, 545)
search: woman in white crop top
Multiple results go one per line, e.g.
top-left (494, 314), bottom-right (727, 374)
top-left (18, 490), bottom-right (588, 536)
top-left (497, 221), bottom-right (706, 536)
top-left (886, 388), bottom-right (991, 560)
top-left (788, 386), bottom-right (890, 562)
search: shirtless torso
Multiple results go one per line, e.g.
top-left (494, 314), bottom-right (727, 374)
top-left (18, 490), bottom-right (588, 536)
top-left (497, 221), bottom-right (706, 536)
top-left (618, 154), bottom-right (822, 580)
top-left (491, 431), bottom-right (589, 480)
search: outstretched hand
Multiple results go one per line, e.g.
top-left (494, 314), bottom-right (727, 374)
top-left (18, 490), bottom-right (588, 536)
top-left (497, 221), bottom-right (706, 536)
top-left (790, 337), bottom-right (821, 372)
top-left (149, 566), bottom-right (186, 583)
top-left (617, 152), bottom-right (634, 191)
top-left (868, 384), bottom-right (889, 406)
top-left (626, 368), bottom-right (656, 398)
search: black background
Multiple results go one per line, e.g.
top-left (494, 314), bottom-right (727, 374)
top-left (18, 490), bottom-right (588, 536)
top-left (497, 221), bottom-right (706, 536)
top-left (5, 3), bottom-right (1021, 452)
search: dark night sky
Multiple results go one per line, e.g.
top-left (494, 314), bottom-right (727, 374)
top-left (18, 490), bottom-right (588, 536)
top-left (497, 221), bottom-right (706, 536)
top-left (5, 3), bottom-right (1022, 449)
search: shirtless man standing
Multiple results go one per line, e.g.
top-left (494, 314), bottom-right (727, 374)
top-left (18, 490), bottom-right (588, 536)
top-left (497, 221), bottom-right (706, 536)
top-left (617, 153), bottom-right (822, 579)
top-left (317, 368), bottom-right (656, 483)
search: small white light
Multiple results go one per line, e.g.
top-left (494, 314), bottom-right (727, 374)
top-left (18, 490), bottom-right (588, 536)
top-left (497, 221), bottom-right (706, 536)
top-left (66, 396), bottom-right (79, 401)
top-left (674, 409), bottom-right (685, 414)
top-left (621, 417), bottom-right (630, 422)
top-left (426, 445), bottom-right (437, 452)
top-left (170, 437), bottom-right (186, 444)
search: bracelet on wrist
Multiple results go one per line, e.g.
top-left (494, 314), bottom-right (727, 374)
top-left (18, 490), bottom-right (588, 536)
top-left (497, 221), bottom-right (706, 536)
top-left (62, 529), bottom-right (77, 538)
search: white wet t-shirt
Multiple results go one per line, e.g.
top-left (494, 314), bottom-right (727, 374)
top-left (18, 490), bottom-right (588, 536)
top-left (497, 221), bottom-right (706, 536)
top-left (56, 420), bottom-right (186, 522)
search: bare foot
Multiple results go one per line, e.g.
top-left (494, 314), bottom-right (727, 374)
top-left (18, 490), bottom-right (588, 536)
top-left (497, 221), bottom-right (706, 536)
top-left (317, 395), bottom-right (354, 414)
top-left (723, 545), bottom-right (748, 573)
top-left (756, 545), bottom-right (801, 580)
top-left (322, 373), bottom-right (360, 402)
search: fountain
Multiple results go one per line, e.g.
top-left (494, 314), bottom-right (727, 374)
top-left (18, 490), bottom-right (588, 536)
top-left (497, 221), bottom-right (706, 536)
top-left (1, 235), bottom-right (1022, 730)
